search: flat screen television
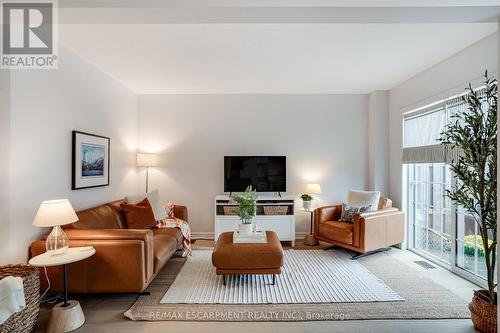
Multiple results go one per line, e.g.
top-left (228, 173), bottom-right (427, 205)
top-left (224, 156), bottom-right (286, 192)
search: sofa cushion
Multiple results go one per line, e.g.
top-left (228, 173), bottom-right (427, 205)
top-left (318, 220), bottom-right (354, 245)
top-left (126, 189), bottom-right (167, 222)
top-left (73, 204), bottom-right (122, 229)
top-left (106, 200), bottom-right (127, 229)
top-left (152, 227), bottom-right (183, 248)
top-left (347, 190), bottom-right (380, 211)
top-left (152, 233), bottom-right (179, 273)
top-left (121, 198), bottom-right (157, 229)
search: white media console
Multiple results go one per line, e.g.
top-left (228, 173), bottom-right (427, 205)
top-left (214, 194), bottom-right (296, 246)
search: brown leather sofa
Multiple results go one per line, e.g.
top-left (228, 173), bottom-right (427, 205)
top-left (314, 197), bottom-right (405, 259)
top-left (30, 199), bottom-right (187, 293)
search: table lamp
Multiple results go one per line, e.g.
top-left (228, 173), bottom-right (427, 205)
top-left (137, 153), bottom-right (159, 193)
top-left (32, 199), bottom-right (78, 256)
top-left (305, 183), bottom-right (322, 197)
top-left (303, 183), bottom-right (322, 246)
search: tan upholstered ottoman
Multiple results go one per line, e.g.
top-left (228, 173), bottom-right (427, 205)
top-left (212, 231), bottom-right (284, 285)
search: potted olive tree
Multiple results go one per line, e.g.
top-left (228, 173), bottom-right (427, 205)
top-left (232, 186), bottom-right (258, 235)
top-left (440, 72), bottom-right (497, 333)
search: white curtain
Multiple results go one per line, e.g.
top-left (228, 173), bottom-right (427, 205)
top-left (402, 86), bottom-right (486, 164)
top-left (403, 106), bottom-right (446, 148)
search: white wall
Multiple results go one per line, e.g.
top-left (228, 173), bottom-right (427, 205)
top-left (389, 32), bottom-right (498, 209)
top-left (7, 46), bottom-right (139, 263)
top-left (0, 70), bottom-right (10, 264)
top-left (138, 94), bottom-right (369, 237)
top-left (368, 91), bottom-right (389, 196)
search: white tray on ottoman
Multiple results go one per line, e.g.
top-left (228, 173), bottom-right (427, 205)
top-left (233, 230), bottom-right (267, 243)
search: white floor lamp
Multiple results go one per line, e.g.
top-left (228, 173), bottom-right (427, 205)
top-left (137, 153), bottom-right (158, 193)
top-left (303, 183), bottom-right (322, 246)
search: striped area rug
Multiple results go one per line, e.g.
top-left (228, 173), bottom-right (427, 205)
top-left (160, 250), bottom-right (403, 304)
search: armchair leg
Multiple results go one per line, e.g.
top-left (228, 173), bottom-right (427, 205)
top-left (351, 247), bottom-right (392, 260)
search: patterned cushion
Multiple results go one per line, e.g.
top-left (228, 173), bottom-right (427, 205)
top-left (339, 203), bottom-right (370, 222)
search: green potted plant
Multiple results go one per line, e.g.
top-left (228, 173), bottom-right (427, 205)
top-left (232, 186), bottom-right (258, 235)
top-left (301, 193), bottom-right (313, 210)
top-left (440, 72), bottom-right (497, 333)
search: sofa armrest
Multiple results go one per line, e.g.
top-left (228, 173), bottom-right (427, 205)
top-left (357, 208), bottom-right (399, 219)
top-left (355, 209), bottom-right (405, 252)
top-left (31, 229), bottom-right (154, 293)
top-left (172, 204), bottom-right (188, 222)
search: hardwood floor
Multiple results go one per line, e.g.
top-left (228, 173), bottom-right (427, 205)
top-left (34, 240), bottom-right (480, 333)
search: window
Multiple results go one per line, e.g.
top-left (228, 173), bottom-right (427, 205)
top-left (403, 86), bottom-right (493, 285)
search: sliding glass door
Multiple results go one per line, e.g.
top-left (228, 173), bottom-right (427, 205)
top-left (406, 164), bottom-right (493, 284)
top-left (407, 163), bottom-right (452, 264)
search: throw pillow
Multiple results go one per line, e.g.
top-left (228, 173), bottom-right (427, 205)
top-left (125, 189), bottom-right (167, 221)
top-left (347, 190), bottom-right (381, 211)
top-left (120, 198), bottom-right (157, 229)
top-left (339, 203), bottom-right (370, 222)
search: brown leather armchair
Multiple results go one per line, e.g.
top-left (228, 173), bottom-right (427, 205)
top-left (30, 200), bottom-right (187, 293)
top-left (314, 197), bottom-right (405, 259)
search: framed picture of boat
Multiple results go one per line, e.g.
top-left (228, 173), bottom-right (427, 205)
top-left (72, 131), bottom-right (110, 190)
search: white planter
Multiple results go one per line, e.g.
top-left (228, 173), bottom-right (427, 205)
top-left (238, 223), bottom-right (253, 235)
top-left (303, 200), bottom-right (312, 210)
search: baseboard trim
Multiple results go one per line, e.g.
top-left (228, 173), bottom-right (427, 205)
top-left (192, 231), bottom-right (310, 240)
top-left (295, 232), bottom-right (309, 239)
top-left (191, 232), bottom-right (215, 240)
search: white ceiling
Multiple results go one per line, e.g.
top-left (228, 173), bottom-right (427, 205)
top-left (60, 23), bottom-right (497, 94)
top-left (59, 0), bottom-right (500, 8)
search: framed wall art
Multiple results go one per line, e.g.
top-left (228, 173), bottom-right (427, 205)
top-left (72, 131), bottom-right (110, 190)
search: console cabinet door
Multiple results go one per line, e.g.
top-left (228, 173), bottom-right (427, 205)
top-left (254, 216), bottom-right (294, 241)
top-left (215, 216), bottom-right (240, 240)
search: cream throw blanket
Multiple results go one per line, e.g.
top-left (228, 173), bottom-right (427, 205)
top-left (0, 276), bottom-right (25, 325)
top-left (156, 203), bottom-right (192, 257)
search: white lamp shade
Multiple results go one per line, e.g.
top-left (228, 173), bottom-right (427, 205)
top-left (305, 183), bottom-right (322, 195)
top-left (32, 199), bottom-right (79, 227)
top-left (137, 153), bottom-right (158, 167)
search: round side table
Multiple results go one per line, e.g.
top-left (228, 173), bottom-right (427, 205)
top-left (29, 247), bottom-right (95, 333)
top-left (300, 208), bottom-right (319, 246)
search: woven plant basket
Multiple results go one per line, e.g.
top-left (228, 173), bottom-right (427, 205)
top-left (0, 265), bottom-right (40, 333)
top-left (223, 206), bottom-right (238, 215)
top-left (263, 206), bottom-right (288, 215)
top-left (468, 290), bottom-right (497, 333)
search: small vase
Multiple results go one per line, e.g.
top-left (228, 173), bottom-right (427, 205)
top-left (303, 200), bottom-right (312, 210)
top-left (238, 222), bottom-right (253, 235)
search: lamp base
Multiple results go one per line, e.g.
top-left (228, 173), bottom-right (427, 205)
top-left (47, 300), bottom-right (85, 333)
top-left (46, 225), bottom-right (69, 256)
top-left (303, 233), bottom-right (319, 246)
